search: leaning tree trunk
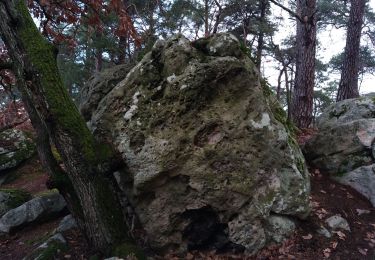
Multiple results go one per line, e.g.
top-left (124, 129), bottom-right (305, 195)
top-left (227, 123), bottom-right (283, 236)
top-left (291, 0), bottom-right (317, 129)
top-left (0, 0), bottom-right (143, 256)
top-left (336, 0), bottom-right (366, 101)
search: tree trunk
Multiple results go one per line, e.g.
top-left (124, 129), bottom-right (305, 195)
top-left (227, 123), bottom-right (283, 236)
top-left (204, 0), bottom-right (209, 36)
top-left (256, 0), bottom-right (267, 71)
top-left (291, 0), bottom-right (317, 128)
top-left (336, 0), bottom-right (366, 101)
top-left (0, 1), bottom-right (143, 256)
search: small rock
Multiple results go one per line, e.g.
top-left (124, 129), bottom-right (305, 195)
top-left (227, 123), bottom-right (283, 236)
top-left (356, 209), bottom-right (371, 215)
top-left (24, 233), bottom-right (68, 260)
top-left (265, 215), bottom-right (296, 243)
top-left (317, 226), bottom-right (331, 238)
top-left (55, 214), bottom-right (77, 233)
top-left (325, 215), bottom-right (350, 232)
top-left (39, 233), bottom-right (66, 249)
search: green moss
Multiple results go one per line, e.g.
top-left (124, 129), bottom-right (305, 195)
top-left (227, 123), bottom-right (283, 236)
top-left (296, 157), bottom-right (305, 174)
top-left (261, 79), bottom-right (274, 98)
top-left (113, 242), bottom-right (146, 260)
top-left (328, 104), bottom-right (348, 119)
top-left (0, 188), bottom-right (31, 209)
top-left (51, 146), bottom-right (62, 163)
top-left (32, 241), bottom-right (68, 260)
top-left (25, 231), bottom-right (51, 246)
top-left (93, 175), bottom-right (129, 243)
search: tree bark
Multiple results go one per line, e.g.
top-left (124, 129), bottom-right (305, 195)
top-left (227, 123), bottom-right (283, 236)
top-left (291, 0), bottom-right (317, 129)
top-left (204, 0), bottom-right (209, 36)
top-left (256, 0), bottom-right (267, 71)
top-left (0, 0), bottom-right (143, 256)
top-left (336, 0), bottom-right (366, 101)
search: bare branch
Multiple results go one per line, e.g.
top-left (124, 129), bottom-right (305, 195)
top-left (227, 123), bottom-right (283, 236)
top-left (268, 0), bottom-right (303, 23)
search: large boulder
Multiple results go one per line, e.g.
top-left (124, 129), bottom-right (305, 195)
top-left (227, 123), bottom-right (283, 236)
top-left (79, 63), bottom-right (134, 121)
top-left (83, 33), bottom-right (310, 254)
top-left (0, 129), bottom-right (35, 172)
top-left (304, 97), bottom-right (375, 206)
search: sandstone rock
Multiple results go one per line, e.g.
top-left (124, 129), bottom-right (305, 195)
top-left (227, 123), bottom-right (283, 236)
top-left (304, 97), bottom-right (375, 174)
top-left (265, 215), bottom-right (296, 243)
top-left (304, 97), bottom-right (375, 207)
top-left (84, 33), bottom-right (310, 254)
top-left (0, 192), bottom-right (66, 233)
top-left (333, 164), bottom-right (375, 207)
top-left (38, 233), bottom-right (66, 249)
top-left (55, 214), bottom-right (77, 233)
top-left (0, 189), bottom-right (31, 217)
top-left (79, 64), bottom-right (134, 121)
top-left (0, 129), bottom-right (35, 172)
top-left (317, 226), bottom-right (331, 238)
top-left (325, 215), bottom-right (350, 232)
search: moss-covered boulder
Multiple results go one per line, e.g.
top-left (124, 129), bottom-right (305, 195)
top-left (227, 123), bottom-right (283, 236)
top-left (0, 129), bottom-right (35, 172)
top-left (304, 96), bottom-right (375, 206)
top-left (304, 97), bottom-right (375, 174)
top-left (84, 33), bottom-right (310, 254)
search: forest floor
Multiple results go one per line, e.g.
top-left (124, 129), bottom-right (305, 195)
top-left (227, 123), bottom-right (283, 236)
top-left (0, 137), bottom-right (374, 259)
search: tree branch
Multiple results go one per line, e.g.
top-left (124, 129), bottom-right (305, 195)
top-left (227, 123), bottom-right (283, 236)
top-left (268, 0), bottom-right (303, 23)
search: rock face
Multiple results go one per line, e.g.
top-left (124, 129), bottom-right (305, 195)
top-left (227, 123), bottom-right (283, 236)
top-left (79, 64), bottom-right (134, 121)
top-left (304, 97), bottom-right (375, 206)
top-left (82, 33), bottom-right (310, 254)
top-left (0, 192), bottom-right (66, 233)
top-left (0, 129), bottom-right (35, 172)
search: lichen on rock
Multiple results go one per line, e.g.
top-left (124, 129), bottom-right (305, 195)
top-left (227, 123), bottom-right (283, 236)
top-left (82, 33), bottom-right (310, 254)
top-left (304, 96), bottom-right (375, 207)
top-left (0, 129), bottom-right (36, 172)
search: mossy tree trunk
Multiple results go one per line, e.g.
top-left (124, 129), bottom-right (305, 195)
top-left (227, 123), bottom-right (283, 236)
top-left (0, 0), bottom-right (141, 255)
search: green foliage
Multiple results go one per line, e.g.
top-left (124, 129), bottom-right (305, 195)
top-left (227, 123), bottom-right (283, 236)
top-left (113, 242), bottom-right (147, 260)
top-left (31, 240), bottom-right (68, 260)
top-left (329, 46), bottom-right (375, 77)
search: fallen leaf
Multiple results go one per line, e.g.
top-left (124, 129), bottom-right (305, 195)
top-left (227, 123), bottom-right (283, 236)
top-left (358, 248), bottom-right (367, 255)
top-left (335, 231), bottom-right (346, 240)
top-left (302, 234), bottom-right (313, 240)
top-left (323, 248), bottom-right (331, 258)
top-left (331, 241), bottom-right (338, 249)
